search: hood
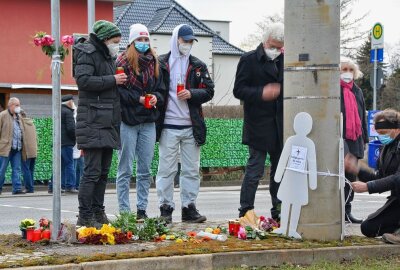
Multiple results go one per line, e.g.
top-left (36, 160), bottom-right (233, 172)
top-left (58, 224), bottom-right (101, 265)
top-left (169, 24), bottom-right (191, 76)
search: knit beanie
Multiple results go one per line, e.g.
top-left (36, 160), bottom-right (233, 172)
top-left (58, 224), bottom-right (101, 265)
top-left (93, 20), bottom-right (121, 41)
top-left (129, 24), bottom-right (150, 44)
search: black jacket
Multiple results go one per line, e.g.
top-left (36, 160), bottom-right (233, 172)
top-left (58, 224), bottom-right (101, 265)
top-left (341, 83), bottom-right (368, 159)
top-left (233, 43), bottom-right (283, 153)
top-left (157, 53), bottom-right (214, 146)
top-left (117, 54), bottom-right (166, 126)
top-left (61, 104), bottom-right (76, 147)
top-left (73, 33), bottom-right (121, 149)
top-left (358, 134), bottom-right (400, 220)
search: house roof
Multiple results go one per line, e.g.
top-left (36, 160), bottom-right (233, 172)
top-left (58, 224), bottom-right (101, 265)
top-left (114, 0), bottom-right (244, 56)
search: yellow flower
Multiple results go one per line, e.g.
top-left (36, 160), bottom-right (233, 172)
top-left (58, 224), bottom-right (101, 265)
top-left (205, 227), bottom-right (213, 233)
top-left (102, 233), bottom-right (115, 245)
top-left (100, 224), bottom-right (116, 235)
top-left (78, 227), bottom-right (98, 239)
top-left (175, 239), bottom-right (183, 243)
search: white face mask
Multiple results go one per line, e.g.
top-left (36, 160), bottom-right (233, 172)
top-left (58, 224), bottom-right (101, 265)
top-left (107, 43), bottom-right (120, 57)
top-left (340, 72), bottom-right (354, 83)
top-left (14, 106), bottom-right (21, 114)
top-left (178, 43), bottom-right (192, 56)
top-left (264, 48), bottom-right (281, 60)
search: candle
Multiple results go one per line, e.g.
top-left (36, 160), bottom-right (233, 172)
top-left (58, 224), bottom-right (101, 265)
top-left (32, 229), bottom-right (42, 242)
top-left (42, 229), bottom-right (51, 240)
top-left (116, 67), bottom-right (124, 75)
top-left (144, 94), bottom-right (152, 109)
top-left (26, 228), bottom-right (35, 241)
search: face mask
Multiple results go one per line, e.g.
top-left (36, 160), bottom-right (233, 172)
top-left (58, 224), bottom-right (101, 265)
top-left (14, 106), bottom-right (21, 114)
top-left (135, 42), bottom-right (150, 53)
top-left (340, 72), bottom-right (354, 83)
top-left (378, 134), bottom-right (394, 145)
top-left (179, 43), bottom-right (192, 56)
top-left (264, 48), bottom-right (281, 60)
top-left (107, 43), bottom-right (120, 57)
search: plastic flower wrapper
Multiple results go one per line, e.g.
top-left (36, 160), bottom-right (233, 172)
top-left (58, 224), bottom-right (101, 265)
top-left (237, 226), bottom-right (247, 240)
top-left (259, 216), bottom-right (280, 232)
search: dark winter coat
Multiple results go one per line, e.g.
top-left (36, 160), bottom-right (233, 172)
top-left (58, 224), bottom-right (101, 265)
top-left (73, 33), bottom-right (121, 149)
top-left (233, 43), bottom-right (283, 153)
top-left (116, 52), bottom-right (166, 126)
top-left (157, 53), bottom-right (214, 146)
top-left (358, 133), bottom-right (400, 221)
top-left (341, 83), bottom-right (368, 159)
top-left (61, 104), bottom-right (76, 147)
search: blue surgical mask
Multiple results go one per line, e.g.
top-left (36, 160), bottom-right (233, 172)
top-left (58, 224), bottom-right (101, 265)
top-left (378, 134), bottom-right (394, 145)
top-left (135, 42), bottom-right (150, 53)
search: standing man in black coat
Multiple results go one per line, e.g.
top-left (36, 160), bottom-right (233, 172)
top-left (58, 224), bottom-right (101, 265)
top-left (233, 23), bottom-right (284, 220)
top-left (73, 20), bottom-right (127, 228)
top-left (61, 95), bottom-right (77, 193)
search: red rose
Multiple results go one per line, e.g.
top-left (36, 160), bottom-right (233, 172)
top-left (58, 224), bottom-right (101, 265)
top-left (61, 35), bottom-right (74, 46)
top-left (42, 35), bottom-right (55, 46)
top-left (33, 37), bottom-right (42, 46)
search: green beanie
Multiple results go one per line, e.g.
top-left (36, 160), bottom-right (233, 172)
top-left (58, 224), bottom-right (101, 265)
top-left (93, 20), bottom-right (121, 41)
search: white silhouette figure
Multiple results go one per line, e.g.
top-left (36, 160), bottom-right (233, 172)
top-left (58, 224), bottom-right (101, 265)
top-left (272, 112), bottom-right (317, 239)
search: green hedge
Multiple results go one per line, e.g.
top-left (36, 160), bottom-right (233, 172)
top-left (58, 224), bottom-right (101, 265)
top-left (5, 118), bottom-right (270, 182)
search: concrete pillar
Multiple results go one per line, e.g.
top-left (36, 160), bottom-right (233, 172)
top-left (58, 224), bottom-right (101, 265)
top-left (284, 0), bottom-right (342, 240)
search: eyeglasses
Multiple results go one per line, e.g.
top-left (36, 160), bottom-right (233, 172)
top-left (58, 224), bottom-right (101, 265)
top-left (342, 67), bottom-right (354, 72)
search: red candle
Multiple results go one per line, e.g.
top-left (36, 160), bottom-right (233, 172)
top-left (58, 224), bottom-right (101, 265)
top-left (42, 229), bottom-right (51, 240)
top-left (26, 228), bottom-right (35, 241)
top-left (177, 83), bottom-right (184, 93)
top-left (144, 94), bottom-right (152, 109)
top-left (32, 229), bottom-right (42, 242)
top-left (116, 67), bottom-right (124, 75)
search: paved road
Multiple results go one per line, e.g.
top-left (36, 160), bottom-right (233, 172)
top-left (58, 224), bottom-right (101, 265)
top-left (0, 186), bottom-right (388, 235)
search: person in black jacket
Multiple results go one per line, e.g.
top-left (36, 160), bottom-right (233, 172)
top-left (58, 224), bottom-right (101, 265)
top-left (115, 24), bottom-right (165, 219)
top-left (73, 20), bottom-right (127, 228)
top-left (156, 24), bottom-right (214, 223)
top-left (340, 57), bottom-right (368, 224)
top-left (233, 23), bottom-right (284, 220)
top-left (346, 109), bottom-right (400, 239)
top-left (61, 95), bottom-right (77, 193)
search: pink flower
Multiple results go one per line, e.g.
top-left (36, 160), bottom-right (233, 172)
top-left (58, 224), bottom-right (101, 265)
top-left (33, 37), bottom-right (42, 46)
top-left (61, 35), bottom-right (74, 46)
top-left (41, 35), bottom-right (55, 46)
top-left (259, 216), bottom-right (266, 222)
top-left (237, 226), bottom-right (247, 240)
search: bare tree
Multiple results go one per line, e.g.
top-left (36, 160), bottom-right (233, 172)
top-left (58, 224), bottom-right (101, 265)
top-left (240, 0), bottom-right (368, 55)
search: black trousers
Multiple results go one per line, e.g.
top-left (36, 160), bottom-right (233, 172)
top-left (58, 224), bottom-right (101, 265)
top-left (361, 203), bottom-right (400, 237)
top-left (344, 172), bottom-right (356, 214)
top-left (239, 146), bottom-right (282, 220)
top-left (78, 148), bottom-right (113, 218)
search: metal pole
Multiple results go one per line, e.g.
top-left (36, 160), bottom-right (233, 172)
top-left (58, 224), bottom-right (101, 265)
top-left (88, 0), bottom-right (95, 33)
top-left (51, 0), bottom-right (62, 241)
top-left (373, 48), bottom-right (377, 110)
top-left (284, 0), bottom-right (341, 240)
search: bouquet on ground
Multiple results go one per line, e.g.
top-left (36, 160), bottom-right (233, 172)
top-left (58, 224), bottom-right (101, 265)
top-left (19, 219), bottom-right (36, 230)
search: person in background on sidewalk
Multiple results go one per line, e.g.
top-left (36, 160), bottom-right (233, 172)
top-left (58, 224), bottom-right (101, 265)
top-left (74, 20), bottom-right (126, 228)
top-left (345, 109), bottom-right (400, 240)
top-left (61, 95), bottom-right (78, 194)
top-left (115, 24), bottom-right (165, 219)
top-left (156, 24), bottom-right (214, 223)
top-left (73, 147), bottom-right (84, 190)
top-left (340, 57), bottom-right (367, 224)
top-left (20, 109), bottom-right (37, 193)
top-left (0, 97), bottom-right (25, 195)
top-left (233, 23), bottom-right (284, 221)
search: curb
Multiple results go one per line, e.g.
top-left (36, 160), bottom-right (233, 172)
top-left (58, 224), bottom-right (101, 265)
top-left (12, 244), bottom-right (400, 270)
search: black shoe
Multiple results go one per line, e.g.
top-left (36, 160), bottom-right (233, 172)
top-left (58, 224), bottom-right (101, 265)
top-left (345, 213), bottom-right (363, 224)
top-left (65, 189), bottom-right (79, 194)
top-left (137, 210), bottom-right (148, 220)
top-left (160, 204), bottom-right (173, 224)
top-left (48, 190), bottom-right (52, 194)
top-left (12, 190), bottom-right (26, 195)
top-left (182, 203), bottom-right (206, 223)
top-left (94, 211), bottom-right (109, 225)
top-left (77, 216), bottom-right (103, 229)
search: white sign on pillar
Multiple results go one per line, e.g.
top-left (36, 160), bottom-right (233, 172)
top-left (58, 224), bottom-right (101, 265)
top-left (371, 22), bottom-right (384, 49)
top-left (273, 112), bottom-right (318, 239)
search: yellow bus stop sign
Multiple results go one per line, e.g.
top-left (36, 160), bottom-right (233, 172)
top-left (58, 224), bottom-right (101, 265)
top-left (371, 22), bottom-right (384, 49)
top-left (373, 23), bottom-right (383, 39)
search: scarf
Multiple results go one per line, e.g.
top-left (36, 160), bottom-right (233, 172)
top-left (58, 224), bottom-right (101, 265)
top-left (341, 80), bottom-right (362, 141)
top-left (116, 51), bottom-right (155, 93)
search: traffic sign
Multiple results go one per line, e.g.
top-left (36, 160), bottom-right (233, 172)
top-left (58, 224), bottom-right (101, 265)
top-left (371, 23), bottom-right (384, 49)
top-left (370, 48), bottom-right (384, 63)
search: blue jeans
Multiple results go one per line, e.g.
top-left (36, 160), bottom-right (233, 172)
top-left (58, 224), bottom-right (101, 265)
top-left (61, 146), bottom-right (76, 190)
top-left (22, 158), bottom-right (36, 192)
top-left (74, 157), bottom-right (84, 189)
top-left (116, 122), bottom-right (156, 212)
top-left (156, 128), bottom-right (201, 209)
top-left (0, 149), bottom-right (22, 193)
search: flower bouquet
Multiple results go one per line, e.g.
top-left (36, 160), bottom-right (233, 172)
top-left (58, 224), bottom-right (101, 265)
top-left (33, 32), bottom-right (74, 61)
top-left (19, 219), bottom-right (36, 239)
top-left (77, 224), bottom-right (129, 245)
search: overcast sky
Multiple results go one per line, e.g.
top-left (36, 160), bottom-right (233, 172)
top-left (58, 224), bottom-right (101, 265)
top-left (176, 0), bottom-right (400, 49)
